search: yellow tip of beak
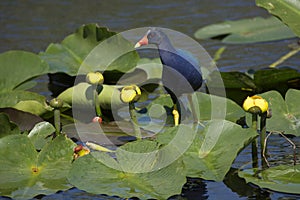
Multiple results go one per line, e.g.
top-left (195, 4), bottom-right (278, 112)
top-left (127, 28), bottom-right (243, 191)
top-left (134, 42), bottom-right (141, 48)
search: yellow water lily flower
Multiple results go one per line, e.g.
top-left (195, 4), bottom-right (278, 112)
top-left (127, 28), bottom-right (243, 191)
top-left (73, 144), bottom-right (90, 160)
top-left (120, 85), bottom-right (141, 103)
top-left (243, 95), bottom-right (268, 114)
top-left (86, 72), bottom-right (104, 85)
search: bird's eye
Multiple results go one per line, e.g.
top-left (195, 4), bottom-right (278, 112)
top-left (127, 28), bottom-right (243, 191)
top-left (148, 32), bottom-right (155, 39)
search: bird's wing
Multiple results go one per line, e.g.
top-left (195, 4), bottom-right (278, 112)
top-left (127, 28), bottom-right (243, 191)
top-left (176, 49), bottom-right (200, 69)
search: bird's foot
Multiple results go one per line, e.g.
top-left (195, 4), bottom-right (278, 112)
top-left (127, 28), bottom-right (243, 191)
top-left (172, 109), bottom-right (180, 126)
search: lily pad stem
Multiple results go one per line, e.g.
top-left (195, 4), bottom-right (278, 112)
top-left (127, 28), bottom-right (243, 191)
top-left (94, 86), bottom-right (102, 117)
top-left (251, 114), bottom-right (258, 168)
top-left (54, 109), bottom-right (61, 136)
top-left (260, 112), bottom-right (268, 169)
top-left (49, 98), bottom-right (63, 136)
top-left (129, 102), bottom-right (141, 140)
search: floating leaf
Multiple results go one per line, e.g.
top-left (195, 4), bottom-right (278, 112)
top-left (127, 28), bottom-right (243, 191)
top-left (0, 108), bottom-right (43, 131)
top-left (0, 113), bottom-right (20, 138)
top-left (68, 139), bottom-right (186, 200)
top-left (239, 164), bottom-right (300, 194)
top-left (40, 24), bottom-right (139, 76)
top-left (254, 67), bottom-right (300, 94)
top-left (0, 51), bottom-right (51, 116)
top-left (0, 91), bottom-right (51, 116)
top-left (160, 120), bottom-right (258, 181)
top-left (144, 92), bottom-right (245, 124)
top-left (0, 51), bottom-right (48, 92)
top-left (260, 89), bottom-right (300, 136)
top-left (0, 134), bottom-right (75, 199)
top-left (194, 16), bottom-right (295, 43)
top-left (27, 122), bottom-right (55, 150)
top-left (192, 92), bottom-right (245, 122)
top-left (256, 0), bottom-right (300, 37)
top-left (62, 121), bottom-right (153, 146)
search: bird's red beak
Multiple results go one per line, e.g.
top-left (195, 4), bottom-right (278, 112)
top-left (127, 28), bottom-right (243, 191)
top-left (134, 34), bottom-right (148, 48)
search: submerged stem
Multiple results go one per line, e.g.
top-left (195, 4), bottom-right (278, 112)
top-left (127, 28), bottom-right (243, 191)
top-left (251, 114), bottom-right (258, 168)
top-left (94, 87), bottom-right (102, 117)
top-left (260, 112), bottom-right (268, 169)
top-left (54, 109), bottom-right (61, 136)
top-left (129, 102), bottom-right (141, 140)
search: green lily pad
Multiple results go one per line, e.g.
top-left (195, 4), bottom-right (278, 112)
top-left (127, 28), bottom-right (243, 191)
top-left (0, 108), bottom-right (43, 131)
top-left (194, 16), bottom-right (295, 44)
top-left (0, 91), bottom-right (51, 116)
top-left (256, 0), bottom-right (300, 37)
top-left (192, 92), bottom-right (245, 122)
top-left (0, 113), bottom-right (20, 138)
top-left (144, 92), bottom-right (245, 124)
top-left (27, 122), bottom-right (55, 150)
top-left (239, 164), bottom-right (300, 194)
top-left (40, 24), bottom-right (139, 76)
top-left (156, 120), bottom-right (257, 181)
top-left (0, 51), bottom-right (49, 92)
top-left (0, 134), bottom-right (75, 199)
top-left (254, 67), bottom-right (300, 95)
top-left (68, 139), bottom-right (186, 200)
top-left (0, 51), bottom-right (52, 116)
top-left (57, 82), bottom-right (123, 111)
top-left (260, 89), bottom-right (300, 136)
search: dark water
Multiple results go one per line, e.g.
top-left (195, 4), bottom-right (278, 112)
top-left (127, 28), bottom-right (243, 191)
top-left (1, 0), bottom-right (300, 199)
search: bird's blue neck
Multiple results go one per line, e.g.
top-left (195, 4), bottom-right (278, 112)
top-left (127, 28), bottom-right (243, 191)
top-left (157, 36), bottom-right (176, 53)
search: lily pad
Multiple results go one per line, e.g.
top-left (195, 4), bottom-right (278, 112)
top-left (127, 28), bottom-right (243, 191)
top-left (194, 16), bottom-right (295, 43)
top-left (68, 139), bottom-right (186, 200)
top-left (144, 92), bottom-right (245, 124)
top-left (27, 122), bottom-right (55, 150)
top-left (239, 164), bottom-right (300, 194)
top-left (256, 0), bottom-right (300, 37)
top-left (0, 134), bottom-right (75, 199)
top-left (0, 108), bottom-right (43, 131)
top-left (0, 91), bottom-right (51, 116)
top-left (0, 113), bottom-right (20, 138)
top-left (57, 82), bottom-right (124, 115)
top-left (156, 120), bottom-right (258, 181)
top-left (260, 89), bottom-right (300, 136)
top-left (40, 24), bottom-right (139, 76)
top-left (0, 51), bottom-right (49, 92)
top-left (254, 67), bottom-right (300, 95)
top-left (206, 68), bottom-right (300, 105)
top-left (63, 120), bottom-right (154, 146)
top-left (0, 51), bottom-right (52, 116)
top-left (192, 92), bottom-right (245, 122)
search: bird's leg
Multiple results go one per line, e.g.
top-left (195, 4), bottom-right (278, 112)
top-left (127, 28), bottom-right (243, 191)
top-left (188, 93), bottom-right (199, 124)
top-left (172, 104), bottom-right (180, 126)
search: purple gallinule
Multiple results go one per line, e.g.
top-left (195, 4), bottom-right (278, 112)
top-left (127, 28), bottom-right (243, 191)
top-left (135, 28), bottom-right (203, 125)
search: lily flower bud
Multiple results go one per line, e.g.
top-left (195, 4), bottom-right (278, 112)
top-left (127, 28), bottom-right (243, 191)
top-left (120, 85), bottom-right (141, 103)
top-left (243, 95), bottom-right (269, 114)
top-left (86, 72), bottom-right (104, 85)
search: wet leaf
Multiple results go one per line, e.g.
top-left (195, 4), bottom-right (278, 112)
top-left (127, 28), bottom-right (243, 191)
top-left (0, 108), bottom-right (43, 131)
top-left (194, 16), bottom-right (295, 43)
top-left (239, 164), bottom-right (300, 194)
top-left (156, 120), bottom-right (257, 181)
top-left (260, 89), bottom-right (300, 136)
top-left (68, 139), bottom-right (186, 200)
top-left (254, 67), bottom-right (300, 94)
top-left (0, 51), bottom-right (48, 92)
top-left (256, 0), bottom-right (300, 37)
top-left (0, 134), bottom-right (75, 199)
top-left (40, 24), bottom-right (139, 75)
top-left (27, 122), bottom-right (55, 150)
top-left (192, 92), bottom-right (245, 122)
top-left (58, 82), bottom-right (123, 111)
top-left (0, 113), bottom-right (20, 138)
top-left (144, 92), bottom-right (245, 124)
